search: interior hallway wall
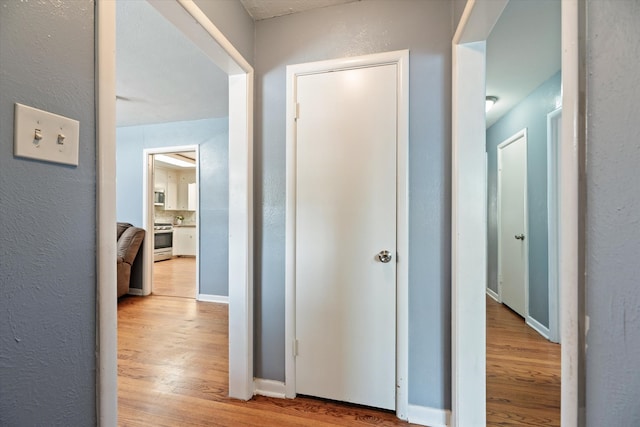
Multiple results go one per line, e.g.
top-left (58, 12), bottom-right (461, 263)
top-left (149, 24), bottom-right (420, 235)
top-left (585, 0), bottom-right (640, 424)
top-left (0, 1), bottom-right (96, 424)
top-left (117, 118), bottom-right (229, 297)
top-left (253, 0), bottom-right (453, 409)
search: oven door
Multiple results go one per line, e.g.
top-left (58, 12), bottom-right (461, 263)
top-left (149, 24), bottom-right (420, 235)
top-left (154, 230), bottom-right (173, 261)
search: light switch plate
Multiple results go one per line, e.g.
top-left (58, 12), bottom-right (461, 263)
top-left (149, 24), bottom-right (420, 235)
top-left (14, 103), bottom-right (79, 166)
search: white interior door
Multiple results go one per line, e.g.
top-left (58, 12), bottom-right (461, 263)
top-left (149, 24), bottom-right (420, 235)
top-left (294, 64), bottom-right (397, 410)
top-left (498, 131), bottom-right (528, 317)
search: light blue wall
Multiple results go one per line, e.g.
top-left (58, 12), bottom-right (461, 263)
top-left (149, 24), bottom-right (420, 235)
top-left (116, 118), bottom-right (229, 296)
top-left (254, 0), bottom-right (453, 409)
top-left (486, 71), bottom-right (561, 327)
top-left (586, 0), bottom-right (640, 424)
top-left (0, 1), bottom-right (96, 424)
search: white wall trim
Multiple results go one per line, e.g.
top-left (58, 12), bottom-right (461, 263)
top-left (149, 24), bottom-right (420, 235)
top-left (452, 1), bottom-right (583, 426)
top-left (197, 294), bottom-right (229, 304)
top-left (407, 404), bottom-right (451, 427)
top-left (127, 288), bottom-right (144, 297)
top-left (284, 49), bottom-right (409, 421)
top-left (486, 287), bottom-right (500, 303)
top-left (96, 2), bottom-right (118, 425)
top-left (547, 107), bottom-right (562, 344)
top-left (451, 38), bottom-right (491, 427)
top-left (97, 1), bottom-right (255, 424)
top-left (253, 379), bottom-right (287, 399)
top-left (526, 315), bottom-right (550, 340)
top-left (560, 2), bottom-right (584, 423)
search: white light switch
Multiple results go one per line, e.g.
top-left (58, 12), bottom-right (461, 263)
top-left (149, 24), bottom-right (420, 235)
top-left (14, 103), bottom-right (79, 166)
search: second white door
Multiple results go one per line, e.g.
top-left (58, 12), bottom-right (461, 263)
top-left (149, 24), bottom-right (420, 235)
top-left (498, 130), bottom-right (528, 317)
top-left (294, 64), bottom-right (397, 410)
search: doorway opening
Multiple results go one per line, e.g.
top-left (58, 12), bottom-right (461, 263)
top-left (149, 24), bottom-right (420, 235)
top-left (284, 50), bottom-right (410, 420)
top-left (97, 0), bottom-right (254, 423)
top-left (483, 1), bottom-right (562, 423)
top-left (452, 0), bottom-right (584, 425)
top-left (145, 147), bottom-right (200, 300)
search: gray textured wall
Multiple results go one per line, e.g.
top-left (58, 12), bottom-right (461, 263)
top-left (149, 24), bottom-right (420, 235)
top-left (194, 0), bottom-right (255, 65)
top-left (586, 0), bottom-right (640, 424)
top-left (253, 0), bottom-right (453, 409)
top-left (116, 118), bottom-right (229, 297)
top-left (486, 72), bottom-right (561, 327)
top-left (0, 0), bottom-right (96, 424)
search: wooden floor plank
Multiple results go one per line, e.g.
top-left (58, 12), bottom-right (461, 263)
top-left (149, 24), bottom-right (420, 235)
top-left (119, 278), bottom-right (559, 426)
top-left (152, 257), bottom-right (196, 298)
top-left (118, 295), bottom-right (419, 426)
top-left (486, 296), bottom-right (561, 426)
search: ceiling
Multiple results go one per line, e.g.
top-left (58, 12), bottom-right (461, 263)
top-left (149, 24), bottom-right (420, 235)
top-left (239, 0), bottom-right (359, 21)
top-left (116, 0), bottom-right (228, 127)
top-left (486, 0), bottom-right (561, 128)
top-left (115, 0), bottom-right (560, 130)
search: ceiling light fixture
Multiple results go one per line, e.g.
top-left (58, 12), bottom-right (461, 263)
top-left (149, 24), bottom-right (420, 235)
top-left (155, 154), bottom-right (195, 168)
top-left (486, 96), bottom-right (498, 113)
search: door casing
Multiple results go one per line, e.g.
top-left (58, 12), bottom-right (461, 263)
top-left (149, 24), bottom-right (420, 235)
top-left (142, 145), bottom-right (200, 297)
top-left (547, 107), bottom-right (562, 344)
top-left (284, 50), bottom-right (409, 420)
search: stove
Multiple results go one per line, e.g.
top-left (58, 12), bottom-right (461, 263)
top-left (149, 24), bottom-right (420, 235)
top-left (153, 223), bottom-right (173, 262)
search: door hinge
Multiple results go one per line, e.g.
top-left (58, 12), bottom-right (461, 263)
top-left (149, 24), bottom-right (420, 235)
top-left (293, 339), bottom-right (299, 357)
top-left (294, 102), bottom-right (300, 121)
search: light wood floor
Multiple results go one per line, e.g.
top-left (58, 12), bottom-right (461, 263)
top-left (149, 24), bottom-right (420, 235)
top-left (486, 296), bottom-right (561, 426)
top-left (117, 295), bottom-right (420, 426)
top-left (152, 257), bottom-right (196, 298)
top-left (119, 285), bottom-right (559, 426)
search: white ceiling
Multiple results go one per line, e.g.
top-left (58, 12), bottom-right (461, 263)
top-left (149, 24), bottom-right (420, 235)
top-left (116, 0), bottom-right (228, 127)
top-left (115, 0), bottom-right (560, 130)
top-left (486, 0), bottom-right (561, 128)
top-left (240, 0), bottom-right (359, 21)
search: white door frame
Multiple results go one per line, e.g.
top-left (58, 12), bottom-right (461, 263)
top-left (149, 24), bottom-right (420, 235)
top-left (547, 107), bottom-right (562, 344)
top-left (452, 0), bottom-right (584, 426)
top-left (284, 50), bottom-right (409, 420)
top-left (96, 1), bottom-right (254, 425)
top-left (141, 145), bottom-right (200, 297)
top-left (496, 129), bottom-right (529, 318)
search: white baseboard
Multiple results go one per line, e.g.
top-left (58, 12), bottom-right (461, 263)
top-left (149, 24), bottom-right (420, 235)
top-left (127, 288), bottom-right (144, 296)
top-left (407, 404), bottom-right (450, 427)
top-left (253, 378), bottom-right (286, 399)
top-left (486, 287), bottom-right (500, 302)
top-left (197, 294), bottom-right (229, 304)
top-left (526, 315), bottom-right (550, 340)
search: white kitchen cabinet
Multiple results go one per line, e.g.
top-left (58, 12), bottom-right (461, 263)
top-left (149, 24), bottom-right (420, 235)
top-left (187, 183), bottom-right (197, 211)
top-left (154, 167), bottom-right (167, 192)
top-left (165, 170), bottom-right (178, 210)
top-left (177, 170), bottom-right (196, 211)
top-left (173, 227), bottom-right (196, 256)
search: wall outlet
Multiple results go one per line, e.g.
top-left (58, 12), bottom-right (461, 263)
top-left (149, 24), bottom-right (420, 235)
top-left (14, 103), bottom-right (79, 166)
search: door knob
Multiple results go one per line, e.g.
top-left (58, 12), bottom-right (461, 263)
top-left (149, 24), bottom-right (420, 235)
top-left (514, 234), bottom-right (525, 241)
top-left (377, 250), bottom-right (392, 263)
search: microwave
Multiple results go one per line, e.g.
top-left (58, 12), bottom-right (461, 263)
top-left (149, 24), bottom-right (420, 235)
top-left (154, 189), bottom-right (165, 206)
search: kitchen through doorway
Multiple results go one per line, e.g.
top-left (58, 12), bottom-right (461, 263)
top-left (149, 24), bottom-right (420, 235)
top-left (151, 150), bottom-right (198, 299)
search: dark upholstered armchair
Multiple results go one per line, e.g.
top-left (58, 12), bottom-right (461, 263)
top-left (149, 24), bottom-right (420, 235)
top-left (117, 222), bottom-right (145, 298)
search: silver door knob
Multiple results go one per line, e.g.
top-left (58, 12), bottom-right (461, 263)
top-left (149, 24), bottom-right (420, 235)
top-left (514, 234), bottom-right (525, 240)
top-left (377, 250), bottom-right (392, 263)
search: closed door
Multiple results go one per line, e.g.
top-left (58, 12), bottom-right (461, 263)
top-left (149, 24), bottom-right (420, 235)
top-left (294, 64), bottom-right (397, 410)
top-left (498, 131), bottom-right (528, 317)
